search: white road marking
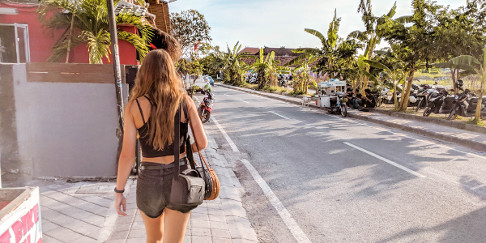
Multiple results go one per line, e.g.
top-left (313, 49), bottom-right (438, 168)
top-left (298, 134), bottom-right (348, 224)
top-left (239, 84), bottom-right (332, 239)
top-left (212, 116), bottom-right (239, 152)
top-left (344, 142), bottom-right (426, 178)
top-left (241, 159), bottom-right (312, 243)
top-left (269, 111), bottom-right (291, 120)
top-left (212, 111), bottom-right (311, 242)
top-left (240, 99), bottom-right (250, 104)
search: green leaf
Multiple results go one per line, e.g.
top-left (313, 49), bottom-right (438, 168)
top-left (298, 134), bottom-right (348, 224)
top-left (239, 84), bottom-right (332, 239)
top-left (304, 28), bottom-right (327, 47)
top-left (364, 59), bottom-right (391, 73)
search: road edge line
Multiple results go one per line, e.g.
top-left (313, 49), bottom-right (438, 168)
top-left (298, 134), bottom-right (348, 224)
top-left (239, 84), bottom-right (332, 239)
top-left (241, 159), bottom-right (312, 243)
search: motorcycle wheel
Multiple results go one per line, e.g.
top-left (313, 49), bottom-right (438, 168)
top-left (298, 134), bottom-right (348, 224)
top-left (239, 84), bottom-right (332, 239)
top-left (447, 107), bottom-right (457, 120)
top-left (423, 107), bottom-right (432, 117)
top-left (341, 106), bottom-right (347, 117)
top-left (200, 108), bottom-right (211, 123)
top-left (415, 99), bottom-right (424, 112)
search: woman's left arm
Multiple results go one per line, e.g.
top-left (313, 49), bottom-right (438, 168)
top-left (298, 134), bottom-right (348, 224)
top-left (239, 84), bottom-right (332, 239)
top-left (185, 95), bottom-right (208, 151)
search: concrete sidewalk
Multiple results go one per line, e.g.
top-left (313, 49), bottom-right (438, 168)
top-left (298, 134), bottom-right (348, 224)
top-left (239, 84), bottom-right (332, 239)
top-left (38, 133), bottom-right (258, 243)
top-left (217, 83), bottom-right (486, 152)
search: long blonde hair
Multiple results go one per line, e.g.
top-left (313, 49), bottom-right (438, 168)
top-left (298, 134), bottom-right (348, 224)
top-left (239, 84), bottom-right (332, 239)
top-left (130, 49), bottom-right (186, 150)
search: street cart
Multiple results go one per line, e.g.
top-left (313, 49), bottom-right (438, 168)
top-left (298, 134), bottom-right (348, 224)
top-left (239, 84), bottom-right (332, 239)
top-left (316, 79), bottom-right (348, 117)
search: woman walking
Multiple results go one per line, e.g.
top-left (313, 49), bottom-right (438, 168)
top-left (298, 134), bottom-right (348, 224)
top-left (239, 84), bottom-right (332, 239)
top-left (114, 49), bottom-right (208, 243)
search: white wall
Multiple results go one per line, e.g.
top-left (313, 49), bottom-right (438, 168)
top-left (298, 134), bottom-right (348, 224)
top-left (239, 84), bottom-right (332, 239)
top-left (11, 64), bottom-right (128, 177)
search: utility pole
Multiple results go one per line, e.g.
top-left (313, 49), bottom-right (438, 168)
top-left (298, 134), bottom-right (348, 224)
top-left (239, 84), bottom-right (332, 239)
top-left (107, 0), bottom-right (124, 158)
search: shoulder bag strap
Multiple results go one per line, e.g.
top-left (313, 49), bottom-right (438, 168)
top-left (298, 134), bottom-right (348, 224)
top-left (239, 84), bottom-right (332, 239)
top-left (173, 103), bottom-right (181, 178)
top-left (188, 118), bottom-right (211, 170)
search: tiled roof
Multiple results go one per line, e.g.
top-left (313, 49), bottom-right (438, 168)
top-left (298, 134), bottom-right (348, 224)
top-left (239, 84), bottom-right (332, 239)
top-left (240, 47), bottom-right (259, 55)
top-left (263, 47), bottom-right (300, 57)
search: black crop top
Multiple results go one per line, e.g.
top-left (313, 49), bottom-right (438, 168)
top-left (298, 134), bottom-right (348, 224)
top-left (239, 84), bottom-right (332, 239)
top-left (135, 96), bottom-right (188, 158)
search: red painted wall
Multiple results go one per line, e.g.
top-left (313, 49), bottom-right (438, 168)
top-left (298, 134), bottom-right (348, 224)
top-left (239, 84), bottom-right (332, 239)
top-left (0, 2), bottom-right (138, 64)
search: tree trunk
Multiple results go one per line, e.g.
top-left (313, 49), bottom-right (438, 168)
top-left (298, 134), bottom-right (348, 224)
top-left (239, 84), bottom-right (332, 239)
top-left (451, 68), bottom-right (457, 95)
top-left (476, 77), bottom-right (483, 122)
top-left (400, 66), bottom-right (415, 111)
top-left (393, 79), bottom-right (399, 110)
top-left (361, 44), bottom-right (375, 96)
top-left (476, 52), bottom-right (486, 122)
top-left (65, 14), bottom-right (75, 63)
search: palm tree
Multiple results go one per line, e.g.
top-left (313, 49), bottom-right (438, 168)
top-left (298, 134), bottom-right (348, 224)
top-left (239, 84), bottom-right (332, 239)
top-left (37, 0), bottom-right (153, 64)
top-left (300, 9), bottom-right (360, 79)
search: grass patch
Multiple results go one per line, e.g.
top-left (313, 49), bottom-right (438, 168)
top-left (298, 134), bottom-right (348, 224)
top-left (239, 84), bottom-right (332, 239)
top-left (467, 118), bottom-right (486, 127)
top-left (262, 85), bottom-right (290, 94)
top-left (240, 83), bottom-right (258, 89)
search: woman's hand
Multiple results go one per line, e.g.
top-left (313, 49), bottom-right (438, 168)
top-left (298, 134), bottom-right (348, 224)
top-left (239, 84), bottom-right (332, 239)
top-left (115, 193), bottom-right (127, 216)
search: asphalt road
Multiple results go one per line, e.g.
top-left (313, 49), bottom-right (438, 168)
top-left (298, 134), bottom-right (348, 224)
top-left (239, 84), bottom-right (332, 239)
top-left (205, 85), bottom-right (486, 243)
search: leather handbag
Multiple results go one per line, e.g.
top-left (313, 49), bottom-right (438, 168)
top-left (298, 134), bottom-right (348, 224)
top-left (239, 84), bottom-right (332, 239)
top-left (168, 104), bottom-right (205, 207)
top-left (186, 117), bottom-right (220, 200)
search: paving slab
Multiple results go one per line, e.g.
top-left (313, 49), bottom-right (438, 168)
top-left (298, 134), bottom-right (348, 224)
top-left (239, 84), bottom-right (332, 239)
top-left (39, 132), bottom-right (258, 243)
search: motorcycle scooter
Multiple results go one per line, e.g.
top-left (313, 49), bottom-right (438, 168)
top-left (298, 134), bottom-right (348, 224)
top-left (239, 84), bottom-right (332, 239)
top-left (423, 90), bottom-right (454, 117)
top-left (447, 90), bottom-right (486, 120)
top-left (198, 91), bottom-right (214, 123)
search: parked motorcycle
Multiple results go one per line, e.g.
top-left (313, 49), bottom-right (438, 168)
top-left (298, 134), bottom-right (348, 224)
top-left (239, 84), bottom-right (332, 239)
top-left (447, 90), bottom-right (486, 120)
top-left (423, 90), bottom-right (454, 116)
top-left (198, 91), bottom-right (214, 123)
top-left (414, 84), bottom-right (432, 111)
top-left (336, 92), bottom-right (348, 117)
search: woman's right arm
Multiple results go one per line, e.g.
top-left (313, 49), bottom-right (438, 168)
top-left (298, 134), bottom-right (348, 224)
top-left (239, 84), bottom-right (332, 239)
top-left (185, 95), bottom-right (208, 151)
top-left (114, 101), bottom-right (138, 216)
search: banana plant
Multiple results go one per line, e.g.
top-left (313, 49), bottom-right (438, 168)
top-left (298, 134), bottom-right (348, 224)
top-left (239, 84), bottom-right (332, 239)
top-left (287, 54), bottom-right (319, 94)
top-left (251, 48), bottom-right (280, 89)
top-left (221, 41), bottom-right (247, 86)
top-left (446, 49), bottom-right (486, 123)
top-left (364, 58), bottom-right (406, 110)
top-left (349, 1), bottom-right (399, 94)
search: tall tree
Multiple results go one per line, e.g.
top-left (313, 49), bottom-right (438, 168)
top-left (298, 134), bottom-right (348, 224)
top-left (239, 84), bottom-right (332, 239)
top-left (432, 1), bottom-right (486, 94)
top-left (381, 0), bottom-right (438, 111)
top-left (170, 9), bottom-right (212, 57)
top-left (37, 0), bottom-right (153, 64)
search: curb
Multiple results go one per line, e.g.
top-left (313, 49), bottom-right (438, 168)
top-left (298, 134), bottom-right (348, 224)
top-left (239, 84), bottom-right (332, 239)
top-left (372, 109), bottom-right (486, 135)
top-left (216, 83), bottom-right (319, 108)
top-left (216, 83), bottom-right (486, 152)
top-left (346, 112), bottom-right (486, 152)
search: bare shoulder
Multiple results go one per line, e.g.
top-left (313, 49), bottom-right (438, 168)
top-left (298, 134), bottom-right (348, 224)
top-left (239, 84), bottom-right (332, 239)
top-left (183, 94), bottom-right (196, 110)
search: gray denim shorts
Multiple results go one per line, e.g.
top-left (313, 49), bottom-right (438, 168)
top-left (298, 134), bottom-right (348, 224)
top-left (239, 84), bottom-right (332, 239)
top-left (136, 158), bottom-right (198, 218)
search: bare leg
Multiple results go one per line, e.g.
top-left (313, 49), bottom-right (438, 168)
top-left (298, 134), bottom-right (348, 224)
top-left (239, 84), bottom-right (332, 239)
top-left (140, 210), bottom-right (164, 243)
top-left (163, 208), bottom-right (191, 243)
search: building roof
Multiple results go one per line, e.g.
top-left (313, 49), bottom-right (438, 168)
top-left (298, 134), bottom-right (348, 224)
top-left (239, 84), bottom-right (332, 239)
top-left (239, 46), bottom-right (302, 66)
top-left (263, 47), bottom-right (300, 57)
top-left (240, 47), bottom-right (259, 55)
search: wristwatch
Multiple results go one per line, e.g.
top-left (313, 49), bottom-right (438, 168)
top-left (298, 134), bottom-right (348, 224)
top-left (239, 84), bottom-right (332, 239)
top-left (114, 187), bottom-right (125, 193)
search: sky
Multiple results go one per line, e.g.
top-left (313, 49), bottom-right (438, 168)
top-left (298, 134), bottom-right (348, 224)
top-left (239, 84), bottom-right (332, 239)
top-left (169, 0), bottom-right (464, 50)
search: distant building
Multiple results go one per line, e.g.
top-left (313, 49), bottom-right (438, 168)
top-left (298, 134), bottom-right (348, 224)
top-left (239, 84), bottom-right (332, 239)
top-left (240, 46), bottom-right (302, 67)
